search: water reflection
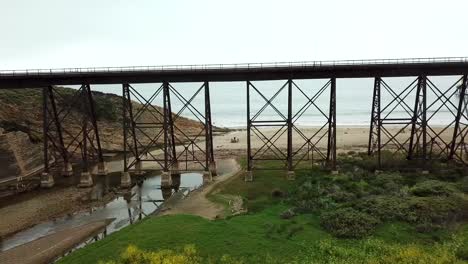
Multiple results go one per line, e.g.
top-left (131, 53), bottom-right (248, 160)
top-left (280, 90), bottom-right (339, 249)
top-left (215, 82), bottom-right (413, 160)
top-left (1, 172), bottom-right (202, 251)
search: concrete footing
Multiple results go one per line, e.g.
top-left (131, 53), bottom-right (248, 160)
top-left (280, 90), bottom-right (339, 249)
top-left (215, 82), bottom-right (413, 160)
top-left (209, 161), bottom-right (217, 177)
top-left (170, 161), bottom-right (180, 175)
top-left (161, 186), bottom-right (173, 200)
top-left (203, 171), bottom-right (212, 183)
top-left (245, 171), bottom-right (253, 182)
top-left (61, 162), bottom-right (73, 177)
top-left (287, 170), bottom-right (296, 180)
top-left (78, 172), bottom-right (93, 188)
top-left (40, 172), bottom-right (54, 188)
top-left (422, 170), bottom-right (430, 174)
top-left (161, 171), bottom-right (172, 187)
top-left (121, 171), bottom-right (131, 188)
top-left (170, 162), bottom-right (181, 191)
top-left (331, 170), bottom-right (339, 175)
top-left (97, 161), bottom-right (108, 176)
top-left (171, 173), bottom-right (181, 191)
top-left (134, 160), bottom-right (144, 175)
top-left (374, 170), bottom-right (383, 175)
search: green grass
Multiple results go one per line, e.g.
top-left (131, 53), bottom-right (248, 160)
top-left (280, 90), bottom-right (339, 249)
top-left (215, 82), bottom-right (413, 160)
top-left (60, 206), bottom-right (323, 263)
top-left (59, 159), bottom-right (468, 263)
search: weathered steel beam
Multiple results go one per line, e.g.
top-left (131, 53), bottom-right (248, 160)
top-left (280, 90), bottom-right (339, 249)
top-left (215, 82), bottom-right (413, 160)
top-left (2, 62), bottom-right (468, 88)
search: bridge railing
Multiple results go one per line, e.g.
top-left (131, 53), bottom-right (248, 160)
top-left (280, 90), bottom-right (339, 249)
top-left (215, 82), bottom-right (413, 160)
top-left (1, 57), bottom-right (467, 76)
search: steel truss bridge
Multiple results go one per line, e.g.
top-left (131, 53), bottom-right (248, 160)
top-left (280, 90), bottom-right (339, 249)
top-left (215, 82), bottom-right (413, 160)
top-left (0, 57), bottom-right (467, 186)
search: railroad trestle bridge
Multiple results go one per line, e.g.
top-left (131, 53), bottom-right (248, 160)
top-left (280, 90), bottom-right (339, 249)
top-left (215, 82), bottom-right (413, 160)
top-left (0, 57), bottom-right (467, 187)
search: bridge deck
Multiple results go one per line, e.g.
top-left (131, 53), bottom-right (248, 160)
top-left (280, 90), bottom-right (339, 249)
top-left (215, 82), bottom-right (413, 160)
top-left (0, 57), bottom-right (467, 88)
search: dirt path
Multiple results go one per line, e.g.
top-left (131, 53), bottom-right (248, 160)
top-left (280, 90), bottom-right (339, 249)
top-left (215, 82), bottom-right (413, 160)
top-left (0, 187), bottom-right (93, 239)
top-left (158, 159), bottom-right (241, 219)
top-left (0, 219), bottom-right (113, 264)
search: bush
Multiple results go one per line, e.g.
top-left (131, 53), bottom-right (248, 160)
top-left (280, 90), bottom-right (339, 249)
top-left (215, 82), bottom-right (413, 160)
top-left (98, 244), bottom-right (243, 264)
top-left (305, 235), bottom-right (466, 264)
top-left (289, 180), bottom-right (338, 212)
top-left (410, 180), bottom-right (457, 197)
top-left (456, 243), bottom-right (468, 261)
top-left (353, 195), bottom-right (409, 221)
top-left (405, 195), bottom-right (467, 230)
top-left (320, 207), bottom-right (380, 238)
top-left (373, 172), bottom-right (404, 187)
top-left (461, 176), bottom-right (468, 193)
top-left (327, 187), bottom-right (357, 203)
top-left (271, 188), bottom-right (285, 198)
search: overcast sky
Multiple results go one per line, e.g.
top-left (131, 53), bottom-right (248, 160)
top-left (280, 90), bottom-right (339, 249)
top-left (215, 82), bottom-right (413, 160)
top-left (1, 0), bottom-right (467, 70)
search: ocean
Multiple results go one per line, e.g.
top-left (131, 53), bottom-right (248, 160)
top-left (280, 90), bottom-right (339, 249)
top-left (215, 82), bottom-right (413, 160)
top-left (85, 76), bottom-right (462, 128)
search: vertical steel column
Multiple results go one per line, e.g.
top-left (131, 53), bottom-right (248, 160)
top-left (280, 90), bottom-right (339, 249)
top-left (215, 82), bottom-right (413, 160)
top-left (287, 79), bottom-right (293, 172)
top-left (47, 86), bottom-right (69, 165)
top-left (85, 84), bottom-right (104, 163)
top-left (422, 77), bottom-right (427, 164)
top-left (327, 78), bottom-right (337, 171)
top-left (42, 87), bottom-right (49, 173)
top-left (80, 87), bottom-right (90, 173)
top-left (162, 81), bottom-right (170, 172)
top-left (166, 83), bottom-right (177, 167)
top-left (246, 81), bottom-right (252, 172)
top-left (126, 84), bottom-right (140, 161)
top-left (449, 75), bottom-right (468, 159)
top-left (122, 85), bottom-right (128, 172)
top-left (408, 76), bottom-right (427, 163)
top-left (204, 82), bottom-right (210, 173)
top-left (205, 82), bottom-right (215, 167)
top-left (368, 77), bottom-right (382, 168)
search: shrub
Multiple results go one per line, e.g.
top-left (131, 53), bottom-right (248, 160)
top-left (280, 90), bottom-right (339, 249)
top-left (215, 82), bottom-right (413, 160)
top-left (456, 243), bottom-right (468, 261)
top-left (410, 180), bottom-right (457, 197)
top-left (405, 195), bottom-right (467, 230)
top-left (373, 172), bottom-right (404, 187)
top-left (327, 188), bottom-right (356, 203)
top-left (290, 180), bottom-right (337, 212)
top-left (98, 244), bottom-right (243, 264)
top-left (461, 176), bottom-right (468, 193)
top-left (271, 188), bottom-right (285, 198)
top-left (347, 180), bottom-right (370, 198)
top-left (320, 207), bottom-right (380, 238)
top-left (353, 195), bottom-right (409, 221)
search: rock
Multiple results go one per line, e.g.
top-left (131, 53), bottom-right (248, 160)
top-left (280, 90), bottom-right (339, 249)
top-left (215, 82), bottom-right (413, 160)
top-left (271, 188), bottom-right (285, 198)
top-left (280, 208), bottom-right (296, 219)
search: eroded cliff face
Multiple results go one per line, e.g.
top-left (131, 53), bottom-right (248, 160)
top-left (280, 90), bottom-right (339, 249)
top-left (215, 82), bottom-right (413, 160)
top-left (0, 131), bottom-right (43, 182)
top-left (0, 87), bottom-right (205, 181)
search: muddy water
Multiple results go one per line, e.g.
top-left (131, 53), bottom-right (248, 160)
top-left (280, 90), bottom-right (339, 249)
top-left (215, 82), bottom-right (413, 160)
top-left (1, 172), bottom-right (202, 251)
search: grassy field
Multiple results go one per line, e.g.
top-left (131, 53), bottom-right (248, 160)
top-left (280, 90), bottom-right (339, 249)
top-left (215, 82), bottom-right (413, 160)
top-left (59, 157), bottom-right (468, 263)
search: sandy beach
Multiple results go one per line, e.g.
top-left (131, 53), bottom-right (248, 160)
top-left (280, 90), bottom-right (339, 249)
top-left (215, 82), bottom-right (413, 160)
top-left (211, 126), bottom-right (454, 156)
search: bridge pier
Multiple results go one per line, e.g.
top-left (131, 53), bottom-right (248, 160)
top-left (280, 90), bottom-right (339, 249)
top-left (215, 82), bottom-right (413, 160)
top-left (203, 170), bottom-right (212, 183)
top-left (368, 75), bottom-right (468, 168)
top-left (121, 171), bottom-right (131, 188)
top-left (209, 161), bottom-right (217, 177)
top-left (246, 78), bottom-right (337, 177)
top-left (449, 75), bottom-right (468, 164)
top-left (407, 76), bottom-right (428, 169)
top-left (42, 84), bottom-right (105, 187)
top-left (245, 171), bottom-right (253, 182)
top-left (62, 162), bottom-right (73, 177)
top-left (40, 172), bottom-right (54, 188)
top-left (161, 170), bottom-right (172, 187)
top-left (97, 161), bottom-right (108, 176)
top-left (79, 171), bottom-right (93, 187)
top-left (170, 161), bottom-right (181, 190)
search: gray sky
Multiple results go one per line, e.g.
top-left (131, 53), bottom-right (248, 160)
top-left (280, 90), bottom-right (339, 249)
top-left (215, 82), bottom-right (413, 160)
top-left (1, 0), bottom-right (467, 69)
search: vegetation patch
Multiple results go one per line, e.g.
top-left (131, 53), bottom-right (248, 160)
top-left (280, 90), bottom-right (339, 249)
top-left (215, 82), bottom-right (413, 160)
top-left (320, 207), bottom-right (380, 238)
top-left (59, 155), bottom-right (468, 263)
top-left (410, 180), bottom-right (458, 197)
